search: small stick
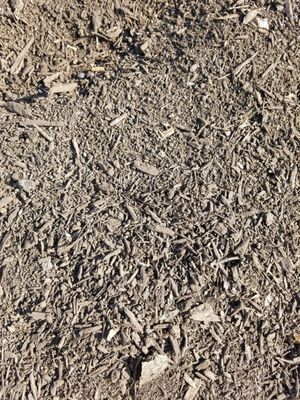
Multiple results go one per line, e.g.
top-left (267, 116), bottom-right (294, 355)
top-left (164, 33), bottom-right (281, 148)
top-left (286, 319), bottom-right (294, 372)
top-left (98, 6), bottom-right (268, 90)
top-left (33, 125), bottom-right (54, 142)
top-left (11, 37), bottom-right (34, 74)
top-left (7, 118), bottom-right (65, 127)
top-left (109, 113), bottom-right (127, 127)
top-left (233, 52), bottom-right (258, 76)
top-left (285, 0), bottom-right (294, 23)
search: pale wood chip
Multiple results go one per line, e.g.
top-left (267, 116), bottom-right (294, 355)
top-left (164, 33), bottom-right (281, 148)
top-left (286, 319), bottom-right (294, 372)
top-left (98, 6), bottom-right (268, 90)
top-left (121, 305), bottom-right (143, 333)
top-left (29, 372), bottom-right (38, 400)
top-left (4, 101), bottom-right (32, 117)
top-left (233, 53), bottom-right (257, 76)
top-left (72, 138), bottom-right (80, 162)
top-left (183, 373), bottom-right (197, 389)
top-left (30, 312), bottom-right (47, 320)
top-left (289, 166), bottom-right (298, 189)
top-left (189, 303), bottom-right (220, 323)
top-left (49, 82), bottom-right (78, 95)
top-left (0, 196), bottom-right (13, 209)
top-left (9, 118), bottom-right (65, 127)
top-left (33, 125), bottom-right (54, 142)
top-left (43, 72), bottom-right (61, 87)
top-left (11, 37), bottom-right (34, 74)
top-left (285, 0), bottom-right (294, 22)
top-left (183, 378), bottom-right (202, 400)
top-left (243, 9), bottom-right (258, 24)
top-left (134, 160), bottom-right (159, 176)
top-left (109, 113), bottom-right (128, 127)
top-left (161, 127), bottom-right (175, 139)
top-left (140, 355), bottom-right (170, 386)
top-left (124, 203), bottom-right (138, 221)
top-left (79, 325), bottom-right (102, 334)
top-left (150, 224), bottom-right (175, 236)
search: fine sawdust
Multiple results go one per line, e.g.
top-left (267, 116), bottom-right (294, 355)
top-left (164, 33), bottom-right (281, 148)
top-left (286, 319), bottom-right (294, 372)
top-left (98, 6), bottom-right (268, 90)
top-left (0, 0), bottom-right (300, 399)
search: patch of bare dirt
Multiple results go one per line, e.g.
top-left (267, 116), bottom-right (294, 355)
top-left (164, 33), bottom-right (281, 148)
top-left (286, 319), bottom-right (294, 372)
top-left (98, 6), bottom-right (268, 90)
top-left (0, 0), bottom-right (300, 399)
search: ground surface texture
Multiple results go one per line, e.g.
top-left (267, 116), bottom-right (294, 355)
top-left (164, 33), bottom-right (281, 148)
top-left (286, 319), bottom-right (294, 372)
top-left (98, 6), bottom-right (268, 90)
top-left (0, 0), bottom-right (300, 399)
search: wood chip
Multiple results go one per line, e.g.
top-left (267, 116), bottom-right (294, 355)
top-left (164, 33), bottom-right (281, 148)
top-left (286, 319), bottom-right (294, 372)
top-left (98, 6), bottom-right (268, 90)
top-left (183, 378), bottom-right (202, 400)
top-left (285, 0), bottom-right (294, 22)
top-left (72, 138), bottom-right (80, 162)
top-left (256, 17), bottom-right (269, 30)
top-left (10, 118), bottom-right (65, 127)
top-left (109, 113), bottom-right (128, 127)
top-left (189, 303), bottom-right (220, 323)
top-left (10, 0), bottom-right (24, 13)
top-left (43, 72), bottom-right (61, 87)
top-left (233, 53), bottom-right (257, 76)
top-left (33, 125), bottom-right (54, 142)
top-left (134, 160), bottom-right (159, 176)
top-left (183, 373), bottom-right (197, 389)
top-left (11, 37), bottom-right (34, 74)
top-left (16, 179), bottom-right (36, 192)
top-left (161, 127), bottom-right (175, 139)
top-left (79, 325), bottom-right (102, 335)
top-left (0, 196), bottom-right (13, 209)
top-left (30, 312), bottom-right (47, 320)
top-left (140, 355), bottom-right (170, 386)
top-left (150, 224), bottom-right (175, 236)
top-left (121, 305), bottom-right (143, 333)
top-left (243, 9), bottom-right (258, 25)
top-left (49, 82), bottom-right (78, 95)
top-left (4, 101), bottom-right (32, 117)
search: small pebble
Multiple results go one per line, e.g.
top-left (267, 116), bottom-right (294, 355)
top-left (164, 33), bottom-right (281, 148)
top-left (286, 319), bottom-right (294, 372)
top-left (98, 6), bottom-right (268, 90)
top-left (77, 72), bottom-right (86, 79)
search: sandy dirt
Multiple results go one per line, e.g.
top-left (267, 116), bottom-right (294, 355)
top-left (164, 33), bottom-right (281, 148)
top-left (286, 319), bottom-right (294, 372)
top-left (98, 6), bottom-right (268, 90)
top-left (0, 0), bottom-right (300, 399)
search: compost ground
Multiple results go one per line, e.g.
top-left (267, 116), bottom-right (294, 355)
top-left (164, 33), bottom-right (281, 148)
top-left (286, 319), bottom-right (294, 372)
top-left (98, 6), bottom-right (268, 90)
top-left (0, 0), bottom-right (300, 399)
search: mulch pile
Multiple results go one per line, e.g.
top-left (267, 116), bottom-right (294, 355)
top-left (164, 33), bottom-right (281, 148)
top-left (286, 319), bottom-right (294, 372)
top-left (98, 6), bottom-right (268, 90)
top-left (0, 0), bottom-right (299, 399)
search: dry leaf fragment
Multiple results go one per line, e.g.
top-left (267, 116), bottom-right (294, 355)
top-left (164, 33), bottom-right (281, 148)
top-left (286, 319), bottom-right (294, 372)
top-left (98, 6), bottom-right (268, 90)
top-left (134, 160), bottom-right (159, 176)
top-left (243, 9), bottom-right (258, 24)
top-left (189, 303), bottom-right (220, 323)
top-left (140, 355), bottom-right (170, 386)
